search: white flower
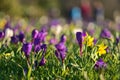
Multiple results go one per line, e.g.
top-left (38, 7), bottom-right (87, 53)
top-left (5, 28), bottom-right (13, 39)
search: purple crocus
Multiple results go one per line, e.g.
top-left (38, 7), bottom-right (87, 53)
top-left (60, 34), bottom-right (67, 43)
top-left (34, 45), bottom-right (41, 53)
top-left (49, 38), bottom-right (57, 45)
top-left (76, 32), bottom-right (82, 56)
top-left (0, 31), bottom-right (4, 39)
top-left (94, 38), bottom-right (98, 44)
top-left (18, 31), bottom-right (25, 43)
top-left (100, 28), bottom-right (112, 39)
top-left (11, 35), bottom-right (19, 44)
top-left (22, 42), bottom-right (32, 58)
top-left (33, 31), bottom-right (47, 46)
top-left (41, 44), bottom-right (47, 53)
top-left (94, 58), bottom-right (107, 69)
top-left (4, 21), bottom-right (11, 30)
top-left (116, 37), bottom-right (120, 45)
top-left (32, 29), bottom-right (39, 39)
top-left (55, 41), bottom-right (67, 62)
top-left (39, 57), bottom-right (46, 66)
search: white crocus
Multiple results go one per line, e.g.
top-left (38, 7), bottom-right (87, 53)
top-left (5, 28), bottom-right (13, 39)
top-left (51, 24), bottom-right (62, 36)
top-left (4, 28), bottom-right (14, 44)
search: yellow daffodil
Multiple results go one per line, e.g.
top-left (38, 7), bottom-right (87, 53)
top-left (97, 43), bottom-right (107, 56)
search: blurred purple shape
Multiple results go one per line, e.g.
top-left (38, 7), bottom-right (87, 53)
top-left (100, 28), bottom-right (112, 39)
top-left (0, 31), bottom-right (4, 39)
top-left (32, 29), bottom-right (39, 39)
top-left (116, 37), bottom-right (120, 45)
top-left (76, 32), bottom-right (82, 56)
top-left (22, 42), bottom-right (32, 58)
top-left (94, 58), bottom-right (107, 69)
top-left (18, 31), bottom-right (25, 43)
top-left (60, 34), bottom-right (67, 43)
top-left (55, 35), bottom-right (67, 62)
top-left (39, 57), bottom-right (46, 66)
top-left (94, 38), bottom-right (97, 44)
top-left (49, 38), bottom-right (57, 45)
top-left (11, 35), bottom-right (19, 44)
top-left (34, 45), bottom-right (41, 53)
top-left (50, 20), bottom-right (60, 26)
top-left (34, 31), bottom-right (47, 46)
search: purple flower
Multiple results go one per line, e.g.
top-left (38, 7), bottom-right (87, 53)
top-left (100, 28), bottom-right (112, 39)
top-left (4, 21), bottom-right (11, 29)
top-left (11, 35), bottom-right (19, 44)
top-left (32, 29), bottom-right (39, 39)
top-left (94, 38), bottom-right (98, 44)
top-left (0, 31), bottom-right (4, 39)
top-left (34, 45), bottom-right (41, 53)
top-left (33, 31), bottom-right (47, 45)
top-left (41, 44), bottom-right (47, 53)
top-left (55, 41), bottom-right (67, 62)
top-left (39, 57), bottom-right (46, 66)
top-left (89, 29), bottom-right (95, 36)
top-left (55, 43), bottom-right (67, 52)
top-left (50, 20), bottom-right (60, 26)
top-left (49, 38), bottom-right (57, 45)
top-left (18, 32), bottom-right (25, 43)
top-left (116, 37), bottom-right (120, 45)
top-left (22, 42), bottom-right (32, 58)
top-left (76, 32), bottom-right (82, 56)
top-left (60, 34), bottom-right (67, 43)
top-left (94, 58), bottom-right (107, 69)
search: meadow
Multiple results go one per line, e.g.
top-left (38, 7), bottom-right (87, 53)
top-left (0, 17), bottom-right (120, 80)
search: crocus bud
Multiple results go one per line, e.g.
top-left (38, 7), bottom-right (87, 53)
top-left (76, 32), bottom-right (82, 56)
top-left (11, 35), bottom-right (19, 44)
top-left (32, 29), bottom-right (39, 39)
top-left (18, 31), bottom-right (25, 43)
top-left (0, 31), bottom-right (4, 39)
top-left (34, 45), bottom-right (41, 53)
top-left (60, 34), bottom-right (67, 43)
top-left (100, 28), bottom-right (112, 39)
top-left (55, 42), bottom-right (67, 62)
top-left (39, 57), bottom-right (46, 66)
top-left (22, 42), bottom-right (32, 58)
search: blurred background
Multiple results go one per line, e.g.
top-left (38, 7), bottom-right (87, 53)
top-left (0, 0), bottom-right (120, 20)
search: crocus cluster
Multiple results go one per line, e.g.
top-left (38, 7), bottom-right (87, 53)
top-left (55, 34), bottom-right (67, 63)
top-left (76, 31), bottom-right (94, 56)
top-left (32, 29), bottom-right (47, 66)
top-left (21, 29), bottom-right (47, 67)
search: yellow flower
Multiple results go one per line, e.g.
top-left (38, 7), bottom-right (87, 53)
top-left (87, 36), bottom-right (94, 46)
top-left (97, 43), bottom-right (107, 56)
top-left (83, 32), bottom-right (94, 47)
top-left (0, 19), bottom-right (7, 29)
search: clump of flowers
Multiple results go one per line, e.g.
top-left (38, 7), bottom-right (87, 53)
top-left (76, 31), bottom-right (94, 56)
top-left (55, 34), bottom-right (67, 63)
